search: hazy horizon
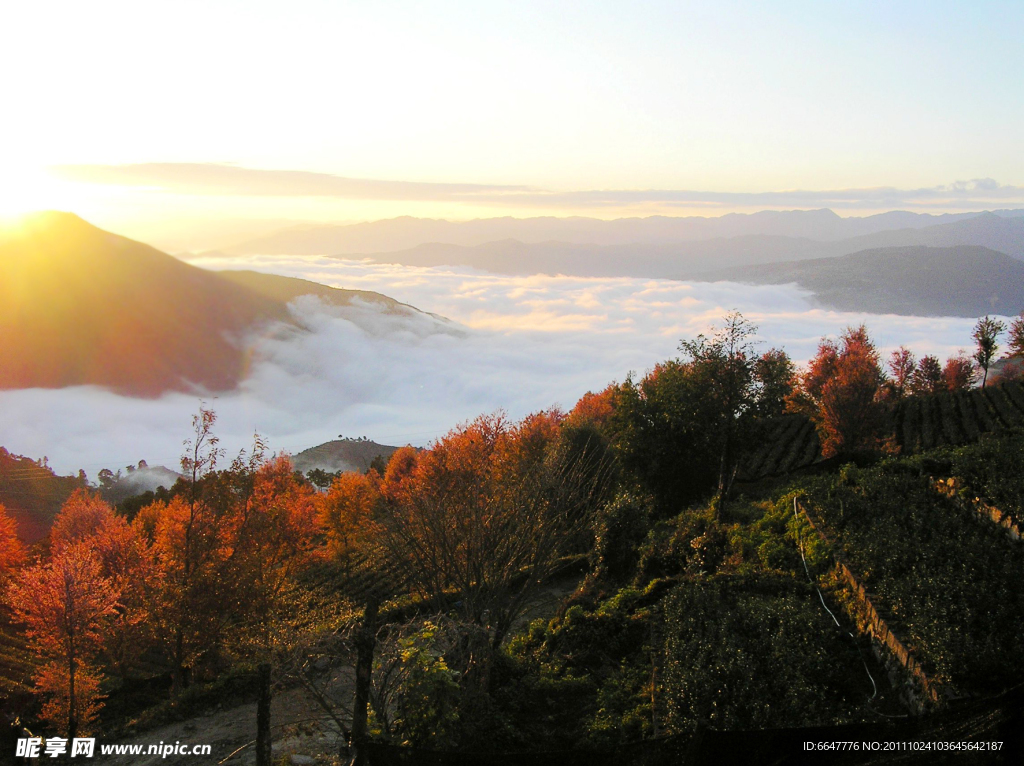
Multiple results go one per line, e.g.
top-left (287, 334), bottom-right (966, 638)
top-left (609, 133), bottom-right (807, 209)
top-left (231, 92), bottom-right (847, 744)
top-left (3, 2), bottom-right (1024, 249)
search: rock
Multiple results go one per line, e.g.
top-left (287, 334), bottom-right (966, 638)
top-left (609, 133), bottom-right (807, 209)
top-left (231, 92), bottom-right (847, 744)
top-left (290, 756), bottom-right (315, 765)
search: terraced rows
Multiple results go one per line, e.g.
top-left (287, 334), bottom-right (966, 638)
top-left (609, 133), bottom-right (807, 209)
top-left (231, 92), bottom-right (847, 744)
top-left (0, 615), bottom-right (33, 703)
top-left (895, 381), bottom-right (1024, 453)
top-left (742, 382), bottom-right (1024, 482)
top-left (741, 414), bottom-right (821, 479)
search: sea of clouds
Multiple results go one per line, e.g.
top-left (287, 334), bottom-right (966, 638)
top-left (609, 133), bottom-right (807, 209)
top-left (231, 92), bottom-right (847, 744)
top-left (0, 256), bottom-right (987, 478)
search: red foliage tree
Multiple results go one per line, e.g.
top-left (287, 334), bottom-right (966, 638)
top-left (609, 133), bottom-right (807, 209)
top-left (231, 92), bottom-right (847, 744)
top-left (567, 386), bottom-right (616, 427)
top-left (227, 456), bottom-right (316, 652)
top-left (317, 471), bottom-right (380, 562)
top-left (8, 543), bottom-right (119, 737)
top-left (942, 352), bottom-right (977, 393)
top-left (886, 346), bottom-right (916, 400)
top-left (49, 490), bottom-right (113, 551)
top-left (48, 489), bottom-right (154, 675)
top-left (151, 493), bottom-right (227, 690)
top-left (369, 411), bottom-right (605, 648)
top-left (791, 326), bottom-right (886, 458)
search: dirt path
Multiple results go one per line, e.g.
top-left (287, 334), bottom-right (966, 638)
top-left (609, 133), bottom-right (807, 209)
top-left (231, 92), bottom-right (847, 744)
top-left (98, 673), bottom-right (353, 766)
top-left (95, 577), bottom-right (582, 765)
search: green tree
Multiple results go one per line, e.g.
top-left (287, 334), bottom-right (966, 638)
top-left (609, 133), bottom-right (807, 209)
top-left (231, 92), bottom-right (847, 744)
top-left (611, 312), bottom-right (788, 513)
top-left (972, 315), bottom-right (1006, 388)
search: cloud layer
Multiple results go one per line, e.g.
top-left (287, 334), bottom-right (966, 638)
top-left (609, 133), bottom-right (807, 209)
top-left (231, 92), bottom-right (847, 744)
top-left (0, 257), bottom-right (989, 477)
top-left (51, 163), bottom-right (1024, 211)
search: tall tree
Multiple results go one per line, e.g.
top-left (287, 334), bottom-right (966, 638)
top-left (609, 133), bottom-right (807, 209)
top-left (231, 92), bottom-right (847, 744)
top-left (152, 405), bottom-right (227, 692)
top-left (790, 326), bottom-right (886, 458)
top-left (8, 543), bottom-right (119, 738)
top-left (225, 455), bottom-right (316, 766)
top-left (942, 352), bottom-right (977, 393)
top-left (49, 491), bottom-right (154, 676)
top-left (611, 312), bottom-right (788, 512)
top-left (677, 312), bottom-right (779, 505)
top-left (910, 355), bottom-right (943, 395)
top-left (1008, 312), bottom-right (1024, 359)
top-left (886, 346), bottom-right (916, 400)
top-left (227, 455), bottom-right (316, 653)
top-left (972, 315), bottom-right (1006, 388)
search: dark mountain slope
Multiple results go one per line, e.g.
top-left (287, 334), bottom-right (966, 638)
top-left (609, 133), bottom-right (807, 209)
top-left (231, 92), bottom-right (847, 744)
top-left (838, 212), bottom-right (1024, 259)
top-left (0, 212), bottom-right (435, 396)
top-left (704, 246), bottom-right (1024, 317)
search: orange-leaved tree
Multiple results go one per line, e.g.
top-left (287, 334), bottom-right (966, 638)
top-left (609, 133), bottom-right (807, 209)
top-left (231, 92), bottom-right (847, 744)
top-left (942, 352), bottom-right (977, 393)
top-left (8, 542), bottom-right (119, 738)
top-left (148, 405), bottom-right (228, 692)
top-left (317, 470), bottom-right (380, 564)
top-left (227, 455), bottom-right (317, 652)
top-left (222, 453), bottom-right (317, 766)
top-left (49, 490), bottom-right (154, 676)
top-left (885, 346), bottom-right (916, 401)
top-left (789, 325), bottom-right (887, 458)
top-left (372, 410), bottom-right (609, 648)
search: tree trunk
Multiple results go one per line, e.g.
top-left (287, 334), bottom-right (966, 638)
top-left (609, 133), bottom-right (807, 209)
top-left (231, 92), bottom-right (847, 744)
top-left (172, 630), bottom-right (187, 694)
top-left (349, 600), bottom-right (378, 766)
top-left (256, 663), bottom-right (272, 766)
top-left (67, 654), bottom-right (77, 742)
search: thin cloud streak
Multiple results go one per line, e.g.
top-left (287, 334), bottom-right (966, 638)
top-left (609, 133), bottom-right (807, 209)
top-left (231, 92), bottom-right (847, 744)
top-left (49, 163), bottom-right (531, 201)
top-left (50, 163), bottom-right (1024, 211)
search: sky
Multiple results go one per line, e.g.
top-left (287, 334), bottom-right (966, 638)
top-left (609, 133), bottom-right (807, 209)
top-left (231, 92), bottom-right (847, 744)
top-left (0, 257), bottom-right (986, 477)
top-left (2, 1), bottom-right (1023, 248)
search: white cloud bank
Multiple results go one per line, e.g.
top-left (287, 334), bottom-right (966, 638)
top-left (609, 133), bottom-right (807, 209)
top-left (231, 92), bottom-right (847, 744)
top-left (0, 257), bottom-right (987, 477)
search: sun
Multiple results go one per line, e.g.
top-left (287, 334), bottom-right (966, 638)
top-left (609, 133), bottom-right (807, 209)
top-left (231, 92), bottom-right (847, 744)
top-left (0, 165), bottom-right (62, 221)
top-left (0, 162), bottom-right (118, 228)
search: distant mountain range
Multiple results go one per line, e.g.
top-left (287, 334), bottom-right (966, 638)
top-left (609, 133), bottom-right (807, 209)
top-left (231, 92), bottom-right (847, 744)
top-left (702, 246), bottom-right (1024, 317)
top-left (0, 212), bottom-right (436, 396)
top-left (211, 209), bottom-right (1024, 317)
top-left (214, 209), bottom-right (1024, 318)
top-left (221, 208), bottom-right (1024, 256)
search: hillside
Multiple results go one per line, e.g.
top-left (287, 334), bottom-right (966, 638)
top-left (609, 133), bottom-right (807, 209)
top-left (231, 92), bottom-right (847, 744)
top-left (0, 212), bottom-right (436, 396)
top-left (704, 245), bottom-right (1024, 317)
top-left (0, 447), bottom-right (85, 542)
top-left (840, 211), bottom-right (1024, 259)
top-left (290, 438), bottom-right (402, 475)
top-left (216, 269), bottom-right (431, 317)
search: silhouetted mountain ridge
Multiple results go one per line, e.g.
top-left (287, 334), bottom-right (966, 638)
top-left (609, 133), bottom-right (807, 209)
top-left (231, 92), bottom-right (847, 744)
top-left (222, 208), bottom-right (1024, 256)
top-left (0, 212), bottom-right (435, 396)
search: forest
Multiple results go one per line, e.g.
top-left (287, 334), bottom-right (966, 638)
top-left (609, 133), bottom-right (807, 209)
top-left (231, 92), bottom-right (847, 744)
top-left (2, 310), bottom-right (1024, 765)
